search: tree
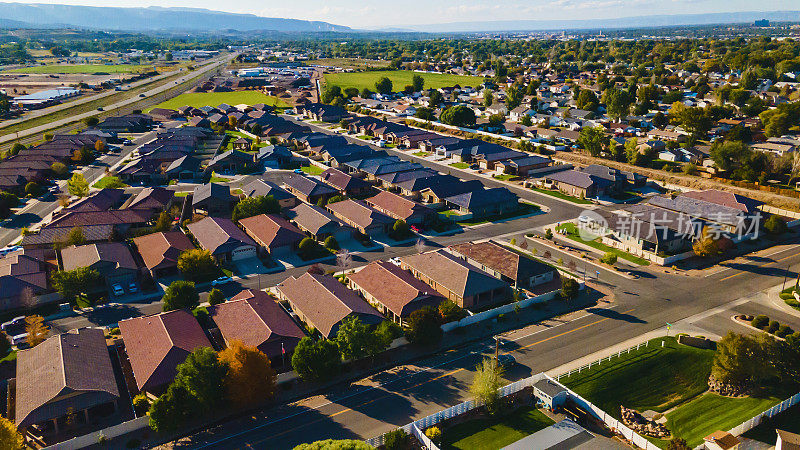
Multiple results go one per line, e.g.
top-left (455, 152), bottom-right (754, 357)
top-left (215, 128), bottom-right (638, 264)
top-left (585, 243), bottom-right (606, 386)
top-left (576, 89), bottom-right (599, 111)
top-left (375, 77), bottom-right (393, 94)
top-left (148, 383), bottom-right (196, 433)
top-left (603, 87), bottom-right (631, 121)
top-left (483, 89), bottom-right (493, 107)
top-left (132, 393), bottom-right (150, 416)
top-left (219, 340), bottom-right (276, 408)
top-left (424, 426), bottom-right (441, 445)
top-left (162, 280), bottom-right (199, 311)
top-left (412, 74), bottom-right (424, 92)
top-left (83, 116), bottom-right (99, 127)
top-left (428, 90), bottom-right (443, 107)
top-left (0, 416), bottom-right (24, 450)
top-left (321, 85), bottom-right (343, 105)
top-left (208, 288), bottom-right (225, 306)
top-left (470, 357), bottom-right (504, 414)
top-left (336, 316), bottom-right (377, 361)
top-left (414, 107), bottom-right (434, 121)
top-left (764, 215), bottom-right (788, 235)
top-left (710, 332), bottom-right (772, 389)
top-left (291, 337), bottom-right (342, 381)
top-left (67, 173), bottom-right (89, 197)
top-left (154, 211), bottom-right (172, 232)
top-left (293, 439), bottom-right (374, 450)
top-left (24, 181), bottom-right (39, 197)
top-left (578, 127), bottom-right (606, 157)
top-left (439, 300), bottom-right (466, 323)
top-left (0, 191), bottom-right (18, 220)
top-left (667, 437), bottom-right (690, 450)
top-left (62, 226), bottom-right (87, 248)
top-left (174, 347), bottom-right (228, 414)
top-left (51, 266), bottom-right (101, 301)
top-left (709, 140), bottom-right (749, 172)
top-left (25, 315), bottom-right (48, 347)
top-left (488, 113), bottom-right (505, 127)
top-left (505, 84), bottom-right (523, 110)
top-left (560, 277), bottom-right (579, 301)
top-left (232, 195), bottom-right (279, 221)
top-left (440, 105), bottom-right (476, 128)
top-left (177, 249), bottom-right (216, 279)
top-left (600, 252), bottom-right (618, 265)
top-left (520, 114), bottom-right (532, 126)
top-left (693, 226), bottom-right (720, 257)
top-left (391, 219), bottom-right (410, 240)
top-left (405, 306), bottom-right (442, 346)
top-left (298, 237), bottom-right (321, 259)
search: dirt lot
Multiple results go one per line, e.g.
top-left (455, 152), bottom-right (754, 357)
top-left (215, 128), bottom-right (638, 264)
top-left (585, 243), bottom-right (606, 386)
top-left (0, 72), bottom-right (120, 96)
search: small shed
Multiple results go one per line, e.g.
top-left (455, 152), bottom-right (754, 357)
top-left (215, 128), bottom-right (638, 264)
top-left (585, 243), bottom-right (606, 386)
top-left (232, 137), bottom-right (252, 151)
top-left (533, 378), bottom-right (567, 410)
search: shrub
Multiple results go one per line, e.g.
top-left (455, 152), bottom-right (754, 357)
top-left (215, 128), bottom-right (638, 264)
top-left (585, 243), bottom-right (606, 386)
top-left (544, 228), bottom-right (553, 240)
top-left (132, 393), bottom-right (150, 416)
top-left (776, 324), bottom-right (793, 338)
top-left (424, 426), bottom-right (441, 444)
top-left (324, 236), bottom-right (339, 250)
top-left (751, 315), bottom-right (769, 329)
top-left (383, 429), bottom-right (409, 450)
top-left (767, 320), bottom-right (780, 334)
top-left (600, 252), bottom-right (618, 265)
top-left (208, 288), bottom-right (225, 306)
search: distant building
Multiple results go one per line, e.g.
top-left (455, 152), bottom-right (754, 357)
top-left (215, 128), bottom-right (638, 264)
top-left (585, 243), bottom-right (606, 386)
top-left (754, 19), bottom-right (770, 27)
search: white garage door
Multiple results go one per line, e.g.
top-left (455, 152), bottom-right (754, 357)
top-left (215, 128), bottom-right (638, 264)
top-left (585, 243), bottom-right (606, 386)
top-left (231, 246), bottom-right (257, 261)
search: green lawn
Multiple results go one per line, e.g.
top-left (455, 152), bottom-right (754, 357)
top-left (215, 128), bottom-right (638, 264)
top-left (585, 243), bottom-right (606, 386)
top-left (454, 202), bottom-right (540, 226)
top-left (441, 407), bottom-right (554, 450)
top-left (449, 162), bottom-right (470, 169)
top-left (742, 403), bottom-right (800, 443)
top-left (92, 175), bottom-right (128, 189)
top-left (0, 350), bottom-right (17, 364)
top-left (3, 63), bottom-right (154, 74)
top-left (665, 393), bottom-right (785, 448)
top-left (210, 172), bottom-right (232, 183)
top-left (493, 174), bottom-right (516, 181)
top-left (301, 165), bottom-right (324, 176)
top-left (558, 223), bottom-right (651, 266)
top-left (145, 91), bottom-right (289, 112)
top-left (560, 337), bottom-right (714, 416)
top-left (413, 151), bottom-right (431, 157)
top-left (530, 187), bottom-right (593, 204)
top-left (323, 70), bottom-right (485, 92)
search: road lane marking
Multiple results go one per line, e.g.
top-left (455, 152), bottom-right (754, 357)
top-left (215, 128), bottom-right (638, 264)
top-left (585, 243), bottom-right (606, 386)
top-left (719, 251), bottom-right (800, 281)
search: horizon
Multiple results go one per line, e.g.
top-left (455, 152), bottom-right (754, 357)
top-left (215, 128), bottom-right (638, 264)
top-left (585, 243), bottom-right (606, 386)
top-left (1, 0), bottom-right (798, 29)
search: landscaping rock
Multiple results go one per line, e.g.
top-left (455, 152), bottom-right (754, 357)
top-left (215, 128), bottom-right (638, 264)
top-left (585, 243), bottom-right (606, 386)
top-left (708, 375), bottom-right (750, 397)
top-left (620, 406), bottom-right (670, 439)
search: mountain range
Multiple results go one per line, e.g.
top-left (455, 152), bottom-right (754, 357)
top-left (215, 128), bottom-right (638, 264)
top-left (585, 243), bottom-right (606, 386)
top-left (0, 2), bottom-right (350, 32)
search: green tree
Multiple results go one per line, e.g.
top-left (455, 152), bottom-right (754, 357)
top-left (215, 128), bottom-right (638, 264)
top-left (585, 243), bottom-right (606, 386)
top-left (578, 127), bottom-right (607, 157)
top-left (710, 332), bottom-right (772, 389)
top-left (764, 215), bottom-right (788, 235)
top-left (321, 85), bottom-right (343, 105)
top-left (154, 211), bottom-right (172, 232)
top-left (384, 429), bottom-right (409, 450)
top-left (174, 347), bottom-right (228, 414)
top-left (67, 173), bottom-right (89, 197)
top-left (391, 219), bottom-right (410, 239)
top-left (576, 89), bottom-right (599, 111)
top-left (162, 280), bottom-right (199, 311)
top-left (0, 191), bottom-right (17, 220)
top-left (439, 300), bottom-right (466, 323)
top-left (336, 316), bottom-right (376, 361)
top-left (375, 77), bottom-right (393, 94)
top-left (149, 382), bottom-right (196, 432)
top-left (412, 74), bottom-right (424, 92)
top-left (414, 107), bottom-right (434, 121)
top-left (177, 249), bottom-right (216, 279)
top-left (208, 288), bottom-right (225, 306)
top-left (323, 236), bottom-right (339, 250)
top-left (428, 90), bottom-right (443, 107)
top-left (709, 140), bottom-right (749, 172)
top-left (505, 84), bottom-right (523, 110)
top-left (600, 252), bottom-right (618, 265)
top-left (0, 416), bottom-right (24, 450)
top-left (405, 306), bottom-right (442, 346)
top-left (298, 237), bottom-right (321, 259)
top-left (291, 337), bottom-right (342, 381)
top-left (84, 116), bottom-right (99, 127)
top-left (470, 357), bottom-right (504, 414)
top-left (24, 181), bottom-right (39, 197)
top-left (560, 277), bottom-right (579, 301)
top-left (51, 267), bottom-right (102, 301)
top-left (483, 89), bottom-right (493, 107)
top-left (603, 87), bottom-right (631, 121)
top-left (232, 195), bottom-right (279, 221)
top-left (488, 113), bottom-right (505, 127)
top-left (440, 105), bottom-right (476, 128)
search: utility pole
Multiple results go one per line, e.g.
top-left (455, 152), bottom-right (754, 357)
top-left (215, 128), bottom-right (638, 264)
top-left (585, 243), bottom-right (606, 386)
top-left (494, 336), bottom-right (500, 362)
top-left (782, 265), bottom-right (790, 291)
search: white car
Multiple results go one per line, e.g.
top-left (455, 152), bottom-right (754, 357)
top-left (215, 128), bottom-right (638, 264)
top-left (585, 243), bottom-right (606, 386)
top-left (1, 316), bottom-right (25, 331)
top-left (0, 246), bottom-right (21, 257)
top-left (211, 276), bottom-right (233, 286)
top-left (111, 284), bottom-right (125, 296)
top-left (388, 257), bottom-right (402, 266)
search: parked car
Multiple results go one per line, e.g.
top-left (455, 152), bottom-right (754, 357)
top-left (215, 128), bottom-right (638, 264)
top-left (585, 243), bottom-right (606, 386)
top-left (497, 354), bottom-right (516, 369)
top-left (139, 93), bottom-right (146, 98)
top-left (128, 282), bottom-right (138, 294)
top-left (211, 276), bottom-right (233, 286)
top-left (111, 284), bottom-right (125, 296)
top-left (388, 257), bottom-right (402, 266)
top-left (469, 164), bottom-right (479, 170)
top-left (123, 139), bottom-right (134, 146)
top-left (96, 107), bottom-right (103, 111)
top-left (0, 245), bottom-right (22, 257)
top-left (293, 169), bottom-right (304, 174)
top-left (1, 316), bottom-right (25, 332)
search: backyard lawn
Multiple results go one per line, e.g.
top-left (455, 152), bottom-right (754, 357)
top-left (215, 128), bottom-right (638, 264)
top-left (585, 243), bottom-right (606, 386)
top-left (301, 165), bottom-right (324, 176)
top-left (146, 91), bottom-right (289, 112)
top-left (441, 406), bottom-right (554, 450)
top-left (3, 63), bottom-right (155, 74)
top-left (560, 337), bottom-right (714, 415)
top-left (323, 70), bottom-right (485, 92)
top-left (665, 393), bottom-right (786, 448)
top-left (530, 187), bottom-right (593, 205)
top-left (742, 403), bottom-right (800, 443)
top-left (557, 223), bottom-right (651, 266)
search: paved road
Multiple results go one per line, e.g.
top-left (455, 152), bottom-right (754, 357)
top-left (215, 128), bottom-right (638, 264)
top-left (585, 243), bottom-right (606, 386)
top-left (0, 54), bottom-right (232, 146)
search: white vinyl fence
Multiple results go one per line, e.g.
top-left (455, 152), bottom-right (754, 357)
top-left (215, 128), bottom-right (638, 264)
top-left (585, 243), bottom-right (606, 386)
top-left (441, 290), bottom-right (561, 332)
top-left (43, 416), bottom-right (149, 450)
top-left (555, 340), bottom-right (652, 381)
top-left (727, 392), bottom-right (800, 436)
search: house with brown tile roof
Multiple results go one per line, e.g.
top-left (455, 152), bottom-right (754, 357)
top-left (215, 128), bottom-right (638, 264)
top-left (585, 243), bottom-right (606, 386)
top-left (123, 187), bottom-right (175, 214)
top-left (0, 248), bottom-right (52, 312)
top-left (132, 232), bottom-right (195, 278)
top-left (209, 289), bottom-right (305, 362)
top-left (326, 199), bottom-right (393, 236)
top-left (119, 310), bottom-right (212, 393)
top-left (60, 242), bottom-right (139, 292)
top-left (276, 272), bottom-right (383, 338)
top-left (239, 214), bottom-right (306, 257)
top-left (347, 261), bottom-right (443, 325)
top-left (364, 190), bottom-right (435, 226)
top-left (448, 241), bottom-right (557, 290)
top-left (320, 168), bottom-right (371, 197)
top-left (14, 328), bottom-right (120, 432)
top-left (186, 217), bottom-right (257, 262)
top-left (401, 249), bottom-right (509, 309)
top-left (285, 203), bottom-right (353, 242)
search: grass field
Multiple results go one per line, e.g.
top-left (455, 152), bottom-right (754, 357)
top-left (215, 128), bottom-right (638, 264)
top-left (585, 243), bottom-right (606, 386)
top-left (665, 393), bottom-right (785, 448)
top-left (530, 187), bottom-right (593, 205)
top-left (557, 223), bottom-right (651, 265)
top-left (146, 91), bottom-right (289, 112)
top-left (310, 58), bottom-right (391, 70)
top-left (4, 64), bottom-right (154, 74)
top-left (449, 162), bottom-right (470, 169)
top-left (301, 165), bottom-right (324, 176)
top-left (323, 70), bottom-right (485, 92)
top-left (560, 337), bottom-right (714, 415)
top-left (92, 175), bottom-right (128, 189)
top-left (742, 403), bottom-right (800, 443)
top-left (441, 407), bottom-right (554, 450)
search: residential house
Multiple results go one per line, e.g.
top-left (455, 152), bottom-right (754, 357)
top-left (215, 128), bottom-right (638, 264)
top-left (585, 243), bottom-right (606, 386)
top-left (0, 249), bottom-right (52, 311)
top-left (401, 249), bottom-right (509, 309)
top-left (541, 169), bottom-right (603, 198)
top-left (647, 129), bottom-right (686, 143)
top-left (132, 232), bottom-right (195, 279)
top-left (209, 289), bottom-right (305, 363)
top-left (494, 155), bottom-right (552, 176)
top-left (320, 168), bottom-right (372, 197)
top-left (205, 150), bottom-right (254, 174)
top-left (703, 431), bottom-right (740, 450)
top-left (256, 145), bottom-right (293, 169)
top-left (60, 242), bottom-right (139, 292)
top-left (752, 141), bottom-right (796, 157)
top-left (326, 199), bottom-right (394, 236)
top-left (448, 241), bottom-right (557, 290)
top-left (296, 103), bottom-right (348, 122)
top-left (365, 190), bottom-right (435, 226)
top-left (192, 183), bottom-right (236, 216)
top-left (123, 187), bottom-right (175, 215)
top-left (444, 187), bottom-right (520, 219)
top-left (285, 203), bottom-right (352, 242)
top-left (186, 217), bottom-right (257, 262)
top-left (276, 272), bottom-right (384, 338)
top-left (776, 430), bottom-right (800, 450)
top-left (119, 310), bottom-right (212, 393)
top-left (347, 261), bottom-right (443, 325)
top-left (14, 328), bottom-right (120, 435)
top-left (580, 164), bottom-right (626, 196)
top-left (419, 179), bottom-right (484, 205)
top-left (241, 179), bottom-right (298, 208)
top-left (239, 214), bottom-right (306, 257)
top-left (284, 175), bottom-right (338, 205)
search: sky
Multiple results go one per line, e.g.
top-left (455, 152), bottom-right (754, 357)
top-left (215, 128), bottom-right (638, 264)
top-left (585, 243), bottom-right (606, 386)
top-left (3, 0), bottom-right (800, 28)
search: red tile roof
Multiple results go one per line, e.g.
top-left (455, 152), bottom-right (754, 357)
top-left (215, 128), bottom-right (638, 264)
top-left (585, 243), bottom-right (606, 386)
top-left (347, 261), bottom-right (442, 317)
top-left (239, 214), bottom-right (306, 250)
top-left (132, 231), bottom-right (195, 272)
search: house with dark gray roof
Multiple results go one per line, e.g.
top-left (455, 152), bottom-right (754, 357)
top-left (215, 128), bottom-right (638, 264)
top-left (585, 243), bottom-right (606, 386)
top-left (60, 242), bottom-right (139, 293)
top-left (321, 168), bottom-right (372, 197)
top-left (444, 187), bottom-right (519, 220)
top-left (283, 174), bottom-right (338, 204)
top-left (242, 179), bottom-right (297, 208)
top-left (285, 203), bottom-right (352, 242)
top-left (192, 183), bottom-right (235, 216)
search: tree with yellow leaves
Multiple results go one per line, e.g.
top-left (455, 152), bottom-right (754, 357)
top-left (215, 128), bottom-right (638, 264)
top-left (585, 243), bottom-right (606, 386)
top-left (218, 340), bottom-right (276, 409)
top-left (0, 415), bottom-right (24, 450)
top-left (25, 315), bottom-right (48, 348)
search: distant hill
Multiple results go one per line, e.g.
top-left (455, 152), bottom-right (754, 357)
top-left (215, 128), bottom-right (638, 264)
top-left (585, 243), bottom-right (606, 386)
top-left (406, 10), bottom-right (800, 33)
top-left (0, 3), bottom-right (350, 33)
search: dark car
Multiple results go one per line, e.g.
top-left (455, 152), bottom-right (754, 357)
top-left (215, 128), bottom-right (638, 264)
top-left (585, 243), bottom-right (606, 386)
top-left (497, 354), bottom-right (516, 369)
